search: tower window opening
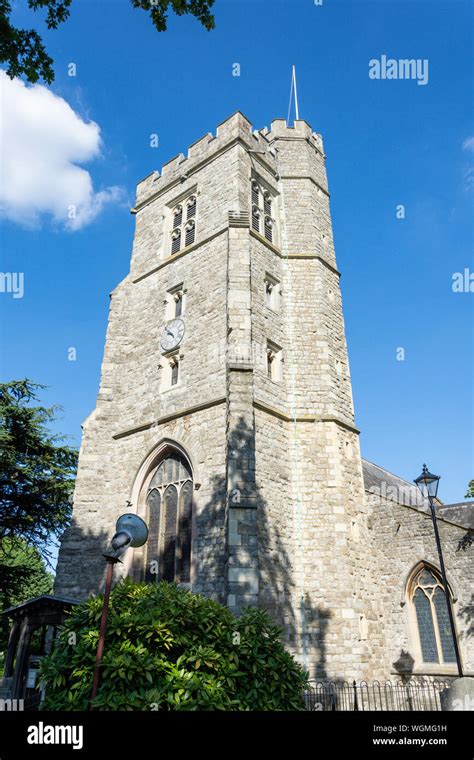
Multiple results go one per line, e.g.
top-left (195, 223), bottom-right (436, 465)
top-left (171, 229), bottom-right (181, 254)
top-left (185, 220), bottom-right (195, 247)
top-left (174, 291), bottom-right (183, 317)
top-left (266, 341), bottom-right (282, 382)
top-left (186, 195), bottom-right (196, 220)
top-left (264, 274), bottom-right (280, 310)
top-left (173, 205), bottom-right (183, 228)
top-left (169, 194), bottom-right (197, 254)
top-left (165, 284), bottom-right (185, 321)
top-left (251, 206), bottom-right (260, 232)
top-left (263, 191), bottom-right (272, 216)
top-left (264, 216), bottom-right (273, 243)
top-left (252, 181), bottom-right (259, 206)
top-left (170, 356), bottom-right (179, 386)
top-left (250, 178), bottom-right (277, 244)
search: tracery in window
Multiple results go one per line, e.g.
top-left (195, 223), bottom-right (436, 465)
top-left (409, 565), bottom-right (457, 665)
top-left (250, 179), bottom-right (277, 244)
top-left (145, 450), bottom-right (193, 584)
top-left (170, 195), bottom-right (197, 254)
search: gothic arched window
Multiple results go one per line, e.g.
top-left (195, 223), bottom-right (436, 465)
top-left (170, 195), bottom-right (197, 255)
top-left (250, 178), bottom-right (277, 244)
top-left (144, 450), bottom-right (193, 584)
top-left (409, 565), bottom-right (457, 665)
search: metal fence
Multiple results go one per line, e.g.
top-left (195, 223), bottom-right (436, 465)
top-left (304, 679), bottom-right (452, 711)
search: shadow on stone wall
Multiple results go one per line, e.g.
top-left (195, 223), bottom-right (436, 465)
top-left (392, 649), bottom-right (415, 682)
top-left (199, 415), bottom-right (330, 680)
top-left (52, 415), bottom-right (332, 679)
top-left (54, 522), bottom-right (111, 599)
top-left (459, 594), bottom-right (473, 639)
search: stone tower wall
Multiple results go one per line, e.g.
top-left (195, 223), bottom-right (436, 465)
top-left (54, 111), bottom-right (473, 682)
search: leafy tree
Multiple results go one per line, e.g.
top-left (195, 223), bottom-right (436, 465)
top-left (0, 379), bottom-right (78, 563)
top-left (41, 580), bottom-right (308, 710)
top-left (0, 537), bottom-right (54, 667)
top-left (0, 0), bottom-right (216, 84)
top-left (465, 480), bottom-right (474, 499)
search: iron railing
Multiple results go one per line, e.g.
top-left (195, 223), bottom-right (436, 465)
top-left (304, 679), bottom-right (452, 711)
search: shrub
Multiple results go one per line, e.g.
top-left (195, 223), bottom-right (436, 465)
top-left (41, 579), bottom-right (308, 710)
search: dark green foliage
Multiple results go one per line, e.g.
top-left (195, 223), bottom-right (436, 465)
top-left (0, 379), bottom-right (78, 559)
top-left (41, 580), bottom-right (308, 710)
top-left (0, 0), bottom-right (215, 84)
top-left (0, 537), bottom-right (54, 667)
top-left (465, 480), bottom-right (474, 499)
top-left (0, 0), bottom-right (71, 83)
top-left (130, 0), bottom-right (215, 33)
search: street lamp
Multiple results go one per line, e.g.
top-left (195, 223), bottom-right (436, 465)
top-left (414, 464), bottom-right (463, 677)
top-left (89, 512), bottom-right (149, 709)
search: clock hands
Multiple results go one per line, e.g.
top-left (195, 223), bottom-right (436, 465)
top-left (161, 319), bottom-right (185, 350)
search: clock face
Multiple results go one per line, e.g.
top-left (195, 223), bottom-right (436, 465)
top-left (160, 318), bottom-right (185, 352)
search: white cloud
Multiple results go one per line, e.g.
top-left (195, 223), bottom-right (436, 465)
top-left (0, 71), bottom-right (124, 230)
top-left (464, 166), bottom-right (474, 191)
top-left (462, 136), bottom-right (474, 152)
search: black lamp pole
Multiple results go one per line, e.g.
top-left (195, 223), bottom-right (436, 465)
top-left (414, 465), bottom-right (463, 678)
top-left (89, 512), bottom-right (149, 710)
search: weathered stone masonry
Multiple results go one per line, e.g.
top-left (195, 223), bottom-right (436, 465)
top-left (55, 112), bottom-right (473, 681)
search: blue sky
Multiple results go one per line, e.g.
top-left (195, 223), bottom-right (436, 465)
top-left (0, 0), bottom-right (473, 516)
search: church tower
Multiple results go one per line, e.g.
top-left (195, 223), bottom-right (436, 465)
top-left (55, 112), bottom-right (375, 680)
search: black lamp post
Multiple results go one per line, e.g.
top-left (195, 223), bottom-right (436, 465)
top-left (89, 513), bottom-right (148, 709)
top-left (414, 464), bottom-right (463, 677)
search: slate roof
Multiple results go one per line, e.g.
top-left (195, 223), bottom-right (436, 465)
top-left (437, 503), bottom-right (474, 530)
top-left (362, 458), bottom-right (423, 508)
top-left (362, 458), bottom-right (474, 530)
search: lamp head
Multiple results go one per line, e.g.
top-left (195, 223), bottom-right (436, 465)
top-left (115, 513), bottom-right (149, 547)
top-left (414, 464), bottom-right (440, 500)
top-left (105, 513), bottom-right (149, 560)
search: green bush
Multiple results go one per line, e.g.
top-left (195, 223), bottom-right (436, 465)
top-left (41, 579), bottom-right (308, 710)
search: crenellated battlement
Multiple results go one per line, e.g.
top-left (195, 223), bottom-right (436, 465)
top-left (266, 118), bottom-right (323, 152)
top-left (134, 111), bottom-right (323, 209)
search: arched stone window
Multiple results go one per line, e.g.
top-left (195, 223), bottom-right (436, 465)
top-left (408, 565), bottom-right (457, 665)
top-left (169, 195), bottom-right (197, 254)
top-left (250, 178), bottom-right (277, 244)
top-left (144, 450), bottom-right (193, 584)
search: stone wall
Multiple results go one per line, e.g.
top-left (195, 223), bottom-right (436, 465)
top-left (55, 111), bottom-right (472, 685)
top-left (367, 490), bottom-right (473, 679)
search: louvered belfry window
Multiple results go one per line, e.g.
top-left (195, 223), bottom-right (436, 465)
top-left (185, 220), bottom-right (195, 247)
top-left (171, 229), bottom-right (181, 254)
top-left (173, 205), bottom-right (183, 228)
top-left (186, 195), bottom-right (196, 219)
top-left (251, 179), bottom-right (276, 243)
top-left (263, 191), bottom-right (272, 216)
top-left (251, 181), bottom-right (259, 206)
top-left (145, 450), bottom-right (193, 583)
top-left (251, 206), bottom-right (260, 232)
top-left (264, 216), bottom-right (273, 243)
top-left (170, 195), bottom-right (197, 254)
